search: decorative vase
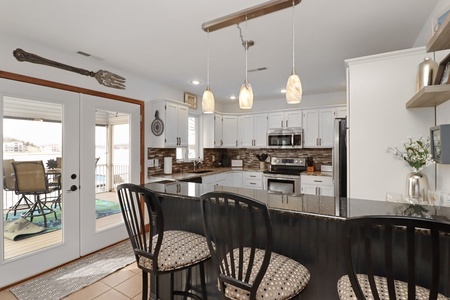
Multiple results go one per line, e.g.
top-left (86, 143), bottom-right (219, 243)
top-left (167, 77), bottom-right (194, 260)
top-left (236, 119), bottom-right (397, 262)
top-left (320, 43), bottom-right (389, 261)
top-left (417, 57), bottom-right (438, 91)
top-left (406, 171), bottom-right (428, 202)
top-left (260, 161), bottom-right (265, 170)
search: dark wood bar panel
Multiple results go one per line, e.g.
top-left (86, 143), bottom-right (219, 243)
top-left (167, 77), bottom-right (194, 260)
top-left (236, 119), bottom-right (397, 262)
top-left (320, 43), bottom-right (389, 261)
top-left (143, 182), bottom-right (450, 299)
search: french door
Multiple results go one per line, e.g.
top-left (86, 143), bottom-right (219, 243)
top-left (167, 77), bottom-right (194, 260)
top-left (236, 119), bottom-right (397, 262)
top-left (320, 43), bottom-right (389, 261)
top-left (0, 78), bottom-right (141, 287)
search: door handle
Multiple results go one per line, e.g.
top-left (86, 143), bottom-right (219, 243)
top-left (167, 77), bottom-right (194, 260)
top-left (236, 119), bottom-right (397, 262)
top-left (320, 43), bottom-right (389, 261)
top-left (68, 185), bottom-right (78, 191)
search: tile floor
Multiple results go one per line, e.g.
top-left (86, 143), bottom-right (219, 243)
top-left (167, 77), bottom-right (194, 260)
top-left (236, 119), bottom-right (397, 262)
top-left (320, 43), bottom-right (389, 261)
top-left (0, 262), bottom-right (144, 300)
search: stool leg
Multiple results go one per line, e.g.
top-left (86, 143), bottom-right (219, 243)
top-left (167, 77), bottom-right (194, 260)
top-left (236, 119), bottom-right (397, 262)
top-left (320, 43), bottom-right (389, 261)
top-left (142, 271), bottom-right (148, 300)
top-left (200, 262), bottom-right (207, 300)
top-left (170, 272), bottom-right (174, 300)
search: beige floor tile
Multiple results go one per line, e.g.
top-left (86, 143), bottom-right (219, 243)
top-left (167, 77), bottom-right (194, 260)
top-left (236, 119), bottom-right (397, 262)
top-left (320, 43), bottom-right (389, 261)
top-left (62, 281), bottom-right (110, 300)
top-left (124, 263), bottom-right (140, 273)
top-left (101, 269), bottom-right (136, 288)
top-left (93, 289), bottom-right (130, 300)
top-left (114, 274), bottom-right (142, 298)
top-left (0, 289), bottom-right (18, 300)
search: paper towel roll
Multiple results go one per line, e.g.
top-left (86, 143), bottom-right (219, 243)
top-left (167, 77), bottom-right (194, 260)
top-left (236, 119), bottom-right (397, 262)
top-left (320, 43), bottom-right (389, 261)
top-left (164, 157), bottom-right (172, 174)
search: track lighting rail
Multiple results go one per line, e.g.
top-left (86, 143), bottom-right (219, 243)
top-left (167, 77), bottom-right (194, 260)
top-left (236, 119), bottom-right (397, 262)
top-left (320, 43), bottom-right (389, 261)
top-left (202, 0), bottom-right (301, 32)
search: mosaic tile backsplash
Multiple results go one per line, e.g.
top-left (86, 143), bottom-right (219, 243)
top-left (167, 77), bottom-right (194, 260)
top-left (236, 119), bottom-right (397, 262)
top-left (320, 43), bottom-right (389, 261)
top-left (148, 147), bottom-right (332, 177)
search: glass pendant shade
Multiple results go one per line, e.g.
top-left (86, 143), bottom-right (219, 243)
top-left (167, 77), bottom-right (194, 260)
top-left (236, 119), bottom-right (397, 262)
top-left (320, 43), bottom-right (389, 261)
top-left (239, 81), bottom-right (253, 109)
top-left (202, 86), bottom-right (215, 113)
top-left (286, 70), bottom-right (302, 104)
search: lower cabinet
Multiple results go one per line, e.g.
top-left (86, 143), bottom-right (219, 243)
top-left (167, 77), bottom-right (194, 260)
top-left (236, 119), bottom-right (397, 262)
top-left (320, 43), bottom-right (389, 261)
top-left (243, 172), bottom-right (263, 190)
top-left (300, 175), bottom-right (334, 196)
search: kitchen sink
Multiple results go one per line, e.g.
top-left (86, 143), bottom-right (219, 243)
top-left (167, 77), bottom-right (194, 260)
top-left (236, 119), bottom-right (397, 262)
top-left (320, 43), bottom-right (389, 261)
top-left (188, 169), bottom-right (214, 174)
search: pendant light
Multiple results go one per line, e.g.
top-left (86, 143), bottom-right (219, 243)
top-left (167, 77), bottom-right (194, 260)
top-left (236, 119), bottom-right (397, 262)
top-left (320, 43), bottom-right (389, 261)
top-left (239, 18), bottom-right (253, 109)
top-left (285, 0), bottom-right (302, 104)
top-left (202, 30), bottom-right (215, 113)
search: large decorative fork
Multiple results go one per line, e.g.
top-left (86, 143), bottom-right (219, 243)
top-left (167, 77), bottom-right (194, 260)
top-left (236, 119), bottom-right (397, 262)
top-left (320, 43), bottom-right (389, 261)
top-left (13, 48), bottom-right (126, 90)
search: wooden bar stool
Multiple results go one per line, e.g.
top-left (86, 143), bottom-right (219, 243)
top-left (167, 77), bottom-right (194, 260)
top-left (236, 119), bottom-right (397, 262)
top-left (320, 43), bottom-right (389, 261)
top-left (117, 183), bottom-right (211, 300)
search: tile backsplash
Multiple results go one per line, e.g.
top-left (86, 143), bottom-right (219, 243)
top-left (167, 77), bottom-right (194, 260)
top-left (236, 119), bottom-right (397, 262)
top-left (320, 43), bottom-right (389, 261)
top-left (148, 147), bottom-right (332, 177)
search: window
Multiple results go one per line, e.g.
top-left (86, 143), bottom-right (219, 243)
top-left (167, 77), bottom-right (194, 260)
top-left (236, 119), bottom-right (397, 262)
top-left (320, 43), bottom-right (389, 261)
top-left (176, 115), bottom-right (199, 161)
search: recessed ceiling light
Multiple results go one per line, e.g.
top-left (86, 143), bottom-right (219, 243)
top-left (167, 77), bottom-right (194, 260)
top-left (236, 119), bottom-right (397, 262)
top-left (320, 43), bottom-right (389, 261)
top-left (230, 96), bottom-right (236, 100)
top-left (280, 89), bottom-right (287, 94)
top-left (191, 80), bottom-right (201, 85)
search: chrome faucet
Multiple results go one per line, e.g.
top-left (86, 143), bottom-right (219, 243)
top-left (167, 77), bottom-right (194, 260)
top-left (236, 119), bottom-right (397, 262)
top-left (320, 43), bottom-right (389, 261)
top-left (193, 158), bottom-right (203, 170)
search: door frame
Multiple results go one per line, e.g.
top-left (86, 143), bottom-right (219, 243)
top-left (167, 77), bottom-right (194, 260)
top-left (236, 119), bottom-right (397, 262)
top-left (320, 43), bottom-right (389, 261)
top-left (0, 70), bottom-right (145, 288)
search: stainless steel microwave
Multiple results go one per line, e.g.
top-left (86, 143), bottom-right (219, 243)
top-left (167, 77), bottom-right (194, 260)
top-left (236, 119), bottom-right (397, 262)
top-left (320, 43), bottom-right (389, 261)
top-left (267, 128), bottom-right (303, 149)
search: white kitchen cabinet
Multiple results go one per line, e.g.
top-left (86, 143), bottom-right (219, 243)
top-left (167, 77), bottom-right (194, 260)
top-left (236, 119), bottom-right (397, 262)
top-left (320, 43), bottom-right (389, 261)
top-left (223, 171), bottom-right (243, 187)
top-left (336, 106), bottom-right (347, 118)
top-left (214, 113), bottom-right (223, 148)
top-left (243, 171), bottom-right (263, 189)
top-left (300, 175), bottom-right (334, 196)
top-left (268, 193), bottom-right (303, 211)
top-left (202, 113), bottom-right (223, 148)
top-left (149, 99), bottom-right (189, 148)
top-left (302, 108), bottom-right (335, 148)
top-left (238, 114), bottom-right (268, 148)
top-left (222, 115), bottom-right (238, 148)
top-left (268, 110), bottom-right (302, 129)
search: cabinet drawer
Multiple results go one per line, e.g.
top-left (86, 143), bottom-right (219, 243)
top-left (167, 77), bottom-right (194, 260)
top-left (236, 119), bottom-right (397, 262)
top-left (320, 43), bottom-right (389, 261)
top-left (301, 175), bottom-right (332, 185)
top-left (243, 179), bottom-right (262, 189)
top-left (243, 172), bottom-right (263, 180)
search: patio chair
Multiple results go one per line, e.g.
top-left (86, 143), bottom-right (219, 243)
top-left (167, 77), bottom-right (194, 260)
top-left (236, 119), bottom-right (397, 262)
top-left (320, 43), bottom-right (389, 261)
top-left (11, 160), bottom-right (58, 227)
top-left (4, 159), bottom-right (33, 220)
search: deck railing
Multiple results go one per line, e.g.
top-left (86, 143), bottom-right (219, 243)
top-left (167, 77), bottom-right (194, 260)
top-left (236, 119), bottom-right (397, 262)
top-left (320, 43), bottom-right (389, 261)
top-left (2, 163), bottom-right (129, 210)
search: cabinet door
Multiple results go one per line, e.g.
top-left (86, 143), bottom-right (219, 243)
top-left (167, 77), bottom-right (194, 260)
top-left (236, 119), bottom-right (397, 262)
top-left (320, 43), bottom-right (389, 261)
top-left (222, 115), bottom-right (238, 148)
top-left (214, 114), bottom-right (223, 148)
top-left (301, 184), bottom-right (317, 195)
top-left (336, 106), bottom-right (347, 118)
top-left (177, 105), bottom-right (189, 147)
top-left (319, 185), bottom-right (334, 196)
top-left (165, 102), bottom-right (179, 147)
top-left (285, 110), bottom-right (302, 128)
top-left (238, 115), bottom-right (254, 148)
top-left (318, 108), bottom-right (334, 148)
top-left (268, 112), bottom-right (284, 128)
top-left (253, 114), bottom-right (268, 147)
top-left (302, 109), bottom-right (319, 148)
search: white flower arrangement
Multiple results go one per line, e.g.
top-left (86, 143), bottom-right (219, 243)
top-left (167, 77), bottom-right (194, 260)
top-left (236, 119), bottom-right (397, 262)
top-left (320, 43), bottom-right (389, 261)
top-left (387, 136), bottom-right (434, 173)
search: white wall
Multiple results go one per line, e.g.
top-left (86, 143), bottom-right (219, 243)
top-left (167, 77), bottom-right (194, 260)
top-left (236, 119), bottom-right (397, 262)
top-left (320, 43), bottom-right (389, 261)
top-left (347, 47), bottom-right (435, 201)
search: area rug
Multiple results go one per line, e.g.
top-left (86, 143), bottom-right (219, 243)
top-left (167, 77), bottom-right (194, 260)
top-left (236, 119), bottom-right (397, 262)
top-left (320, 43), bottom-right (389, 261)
top-left (10, 240), bottom-right (135, 300)
top-left (4, 217), bottom-right (45, 241)
top-left (4, 199), bottom-right (121, 241)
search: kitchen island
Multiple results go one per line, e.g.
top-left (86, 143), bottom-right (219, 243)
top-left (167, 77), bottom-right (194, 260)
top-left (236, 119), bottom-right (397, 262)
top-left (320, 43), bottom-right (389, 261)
top-left (141, 181), bottom-right (450, 299)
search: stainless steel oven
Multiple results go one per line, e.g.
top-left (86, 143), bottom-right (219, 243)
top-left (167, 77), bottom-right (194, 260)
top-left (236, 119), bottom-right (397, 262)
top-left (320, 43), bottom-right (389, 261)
top-left (263, 157), bottom-right (306, 194)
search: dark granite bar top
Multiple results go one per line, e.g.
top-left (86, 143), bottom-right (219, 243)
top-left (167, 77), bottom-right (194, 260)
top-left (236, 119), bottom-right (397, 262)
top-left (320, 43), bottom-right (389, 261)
top-left (142, 182), bottom-right (450, 223)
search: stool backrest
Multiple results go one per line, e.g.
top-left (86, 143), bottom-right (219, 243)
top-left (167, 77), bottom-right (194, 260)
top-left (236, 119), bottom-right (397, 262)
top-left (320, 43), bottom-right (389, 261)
top-left (343, 215), bottom-right (450, 299)
top-left (116, 183), bottom-right (164, 271)
top-left (200, 191), bottom-right (273, 299)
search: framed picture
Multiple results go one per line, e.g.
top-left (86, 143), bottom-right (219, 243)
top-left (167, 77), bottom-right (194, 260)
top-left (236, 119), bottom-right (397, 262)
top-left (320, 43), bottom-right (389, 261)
top-left (435, 53), bottom-right (450, 85)
top-left (184, 92), bottom-right (197, 109)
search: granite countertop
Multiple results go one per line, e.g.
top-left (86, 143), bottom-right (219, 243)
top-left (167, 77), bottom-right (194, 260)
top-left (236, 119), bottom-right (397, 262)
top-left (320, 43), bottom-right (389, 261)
top-left (148, 167), bottom-right (263, 182)
top-left (301, 171), bottom-right (333, 177)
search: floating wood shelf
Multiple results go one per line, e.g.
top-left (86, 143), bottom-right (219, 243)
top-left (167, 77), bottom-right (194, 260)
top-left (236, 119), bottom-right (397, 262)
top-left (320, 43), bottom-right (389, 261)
top-left (427, 12), bottom-right (450, 52)
top-left (406, 85), bottom-right (450, 108)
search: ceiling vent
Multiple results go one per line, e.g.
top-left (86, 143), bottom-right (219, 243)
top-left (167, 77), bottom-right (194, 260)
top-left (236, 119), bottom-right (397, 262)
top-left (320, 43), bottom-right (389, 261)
top-left (248, 67), bottom-right (268, 73)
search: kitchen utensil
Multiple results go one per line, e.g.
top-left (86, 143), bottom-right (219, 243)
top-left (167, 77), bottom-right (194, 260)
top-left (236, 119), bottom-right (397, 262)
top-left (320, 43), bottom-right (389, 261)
top-left (256, 153), bottom-right (268, 162)
top-left (13, 48), bottom-right (126, 90)
top-left (151, 110), bottom-right (164, 136)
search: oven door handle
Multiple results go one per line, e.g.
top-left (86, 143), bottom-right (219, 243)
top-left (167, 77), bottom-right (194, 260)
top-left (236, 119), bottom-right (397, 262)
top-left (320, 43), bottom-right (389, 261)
top-left (291, 134), bottom-right (294, 147)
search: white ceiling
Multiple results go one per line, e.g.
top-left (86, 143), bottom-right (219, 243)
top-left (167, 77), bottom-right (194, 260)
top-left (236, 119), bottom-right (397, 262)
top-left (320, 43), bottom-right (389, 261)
top-left (0, 0), bottom-right (439, 104)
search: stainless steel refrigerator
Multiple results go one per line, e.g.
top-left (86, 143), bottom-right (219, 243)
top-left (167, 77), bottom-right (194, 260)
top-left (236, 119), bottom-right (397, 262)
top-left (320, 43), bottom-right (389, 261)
top-left (333, 118), bottom-right (347, 215)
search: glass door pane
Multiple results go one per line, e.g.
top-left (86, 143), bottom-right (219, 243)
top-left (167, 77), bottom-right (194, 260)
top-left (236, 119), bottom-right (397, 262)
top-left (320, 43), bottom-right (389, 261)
top-left (0, 78), bottom-right (80, 288)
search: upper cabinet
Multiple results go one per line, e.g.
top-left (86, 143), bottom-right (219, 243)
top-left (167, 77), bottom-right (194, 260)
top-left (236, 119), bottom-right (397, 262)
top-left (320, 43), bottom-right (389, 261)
top-left (407, 16), bottom-right (450, 108)
top-left (238, 113), bottom-right (268, 148)
top-left (302, 107), bottom-right (336, 148)
top-left (149, 99), bottom-right (189, 148)
top-left (203, 113), bottom-right (223, 148)
top-left (268, 110), bottom-right (302, 129)
top-left (222, 115), bottom-right (238, 148)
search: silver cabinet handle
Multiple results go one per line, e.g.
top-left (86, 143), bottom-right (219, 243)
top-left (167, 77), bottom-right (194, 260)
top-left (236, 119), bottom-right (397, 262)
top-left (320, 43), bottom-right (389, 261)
top-left (286, 120), bottom-right (289, 128)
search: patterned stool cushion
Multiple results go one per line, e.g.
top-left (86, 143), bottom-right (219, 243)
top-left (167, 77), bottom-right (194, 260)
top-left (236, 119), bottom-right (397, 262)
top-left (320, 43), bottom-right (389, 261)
top-left (138, 230), bottom-right (210, 272)
top-left (337, 274), bottom-right (449, 300)
top-left (222, 248), bottom-right (310, 300)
